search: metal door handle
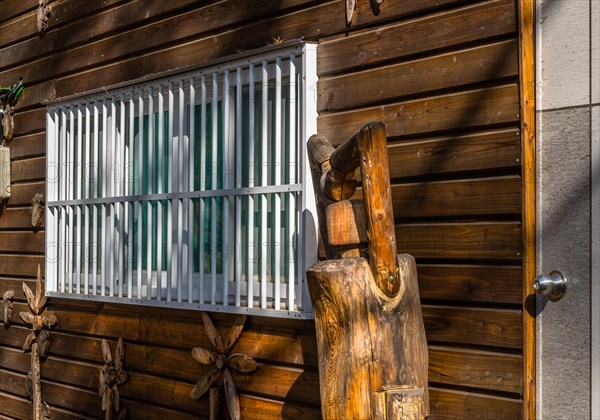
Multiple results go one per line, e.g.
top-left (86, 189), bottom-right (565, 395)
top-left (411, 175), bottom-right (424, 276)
top-left (533, 270), bottom-right (567, 301)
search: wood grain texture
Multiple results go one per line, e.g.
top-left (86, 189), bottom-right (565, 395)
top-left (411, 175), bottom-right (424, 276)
top-left (307, 255), bottom-right (429, 418)
top-left (3, 182), bottom-right (45, 207)
top-left (0, 209), bottom-right (44, 230)
top-left (396, 222), bottom-right (522, 261)
top-left (518, 0), bottom-right (536, 416)
top-left (10, 157), bottom-right (46, 183)
top-left (318, 0), bottom-right (517, 75)
top-left (387, 129), bottom-right (521, 179)
top-left (0, 232), bottom-right (45, 254)
top-left (318, 84), bottom-right (520, 144)
top-left (0, 254), bottom-right (44, 277)
top-left (429, 346), bottom-right (522, 394)
top-left (417, 264), bottom-right (522, 304)
top-left (428, 387), bottom-right (521, 419)
top-left (0, 0), bottom-right (37, 24)
top-left (7, 133), bottom-right (46, 160)
top-left (319, 39), bottom-right (519, 112)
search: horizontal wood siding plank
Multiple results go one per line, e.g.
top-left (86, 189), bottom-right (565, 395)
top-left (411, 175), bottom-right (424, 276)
top-left (318, 0), bottom-right (517, 75)
top-left (0, 209), bottom-right (44, 230)
top-left (387, 129), bottom-right (521, 179)
top-left (10, 157), bottom-right (46, 183)
top-left (319, 84), bottom-right (520, 144)
top-left (429, 346), bottom-right (522, 394)
top-left (0, 0), bottom-right (36, 24)
top-left (319, 39), bottom-right (519, 112)
top-left (5, 182), bottom-right (45, 207)
top-left (0, 232), bottom-right (44, 254)
top-left (0, 254), bottom-right (44, 277)
top-left (429, 387), bottom-right (521, 419)
top-left (396, 222), bottom-right (522, 261)
top-left (423, 305), bottom-right (522, 349)
top-left (390, 176), bottom-right (521, 218)
top-left (417, 264), bottom-right (522, 304)
top-left (0, 0), bottom-right (126, 49)
top-left (7, 133), bottom-right (46, 160)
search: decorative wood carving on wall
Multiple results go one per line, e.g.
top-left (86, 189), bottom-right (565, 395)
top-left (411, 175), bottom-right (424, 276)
top-left (99, 338), bottom-right (128, 420)
top-left (2, 290), bottom-right (14, 326)
top-left (19, 264), bottom-right (56, 420)
top-left (37, 0), bottom-right (51, 36)
top-left (190, 313), bottom-right (257, 420)
top-left (31, 193), bottom-right (44, 230)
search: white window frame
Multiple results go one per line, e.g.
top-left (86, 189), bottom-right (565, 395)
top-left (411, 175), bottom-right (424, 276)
top-left (45, 41), bottom-right (318, 319)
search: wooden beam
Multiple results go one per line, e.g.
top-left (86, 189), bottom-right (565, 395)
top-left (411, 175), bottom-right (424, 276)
top-left (517, 0), bottom-right (536, 417)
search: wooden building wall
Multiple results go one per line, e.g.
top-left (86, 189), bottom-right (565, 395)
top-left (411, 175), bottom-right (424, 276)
top-left (0, 0), bottom-right (525, 418)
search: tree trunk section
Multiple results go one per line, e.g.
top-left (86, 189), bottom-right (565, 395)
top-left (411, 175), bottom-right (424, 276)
top-left (307, 255), bottom-right (429, 419)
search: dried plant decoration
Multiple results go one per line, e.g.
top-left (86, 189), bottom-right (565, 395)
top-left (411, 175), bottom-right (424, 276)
top-left (190, 313), bottom-right (257, 420)
top-left (2, 290), bottom-right (14, 326)
top-left (99, 338), bottom-right (128, 420)
top-left (346, 0), bottom-right (384, 25)
top-left (20, 264), bottom-right (56, 420)
top-left (266, 36), bottom-right (285, 46)
top-left (37, 0), bottom-right (51, 36)
top-left (31, 193), bottom-right (44, 229)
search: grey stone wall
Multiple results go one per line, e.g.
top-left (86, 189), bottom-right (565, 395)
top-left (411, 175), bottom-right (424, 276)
top-left (536, 0), bottom-right (600, 418)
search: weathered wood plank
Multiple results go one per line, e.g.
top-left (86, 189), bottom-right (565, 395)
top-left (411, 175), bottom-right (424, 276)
top-left (318, 0), bottom-right (517, 75)
top-left (7, 133), bottom-right (46, 160)
top-left (385, 176), bottom-right (521, 219)
top-left (417, 264), bottom-right (522, 304)
top-left (396, 222), bottom-right (522, 261)
top-left (429, 346), bottom-right (522, 394)
top-left (0, 0), bottom-right (314, 85)
top-left (0, 0), bottom-right (126, 49)
top-left (0, 0), bottom-right (37, 24)
top-left (318, 84), bottom-right (520, 145)
top-left (12, 108), bottom-right (45, 137)
top-left (0, 254), bottom-right (44, 277)
top-left (319, 39), bottom-right (519, 112)
top-left (429, 387), bottom-right (521, 419)
top-left (10, 157), bottom-right (46, 183)
top-left (0, 209), bottom-right (44, 230)
top-left (387, 129), bottom-right (521, 179)
top-left (423, 305), bottom-right (522, 349)
top-left (0, 232), bottom-right (44, 255)
top-left (3, 182), bottom-right (45, 207)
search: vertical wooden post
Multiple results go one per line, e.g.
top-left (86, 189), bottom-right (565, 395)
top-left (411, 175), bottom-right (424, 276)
top-left (31, 342), bottom-right (42, 420)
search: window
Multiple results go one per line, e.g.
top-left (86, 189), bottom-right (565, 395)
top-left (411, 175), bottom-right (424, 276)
top-left (45, 42), bottom-right (318, 318)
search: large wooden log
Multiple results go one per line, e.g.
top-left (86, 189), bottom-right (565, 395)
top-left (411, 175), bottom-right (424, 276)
top-left (306, 122), bottom-right (429, 419)
top-left (307, 255), bottom-right (429, 419)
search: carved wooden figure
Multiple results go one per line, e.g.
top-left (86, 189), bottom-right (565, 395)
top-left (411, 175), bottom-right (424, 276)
top-left (2, 290), bottom-right (14, 325)
top-left (31, 193), bottom-right (44, 230)
top-left (307, 122), bottom-right (429, 419)
top-left (99, 338), bottom-right (128, 420)
top-left (37, 0), bottom-right (51, 36)
top-left (19, 264), bottom-right (57, 420)
top-left (190, 313), bottom-right (257, 420)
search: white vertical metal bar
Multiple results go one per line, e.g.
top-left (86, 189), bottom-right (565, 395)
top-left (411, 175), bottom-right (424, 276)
top-left (235, 67), bottom-right (242, 307)
top-left (101, 100), bottom-right (108, 296)
top-left (288, 55), bottom-right (297, 310)
top-left (109, 96), bottom-right (116, 297)
top-left (210, 72), bottom-right (218, 306)
top-left (300, 44), bottom-right (319, 313)
top-left (118, 95), bottom-right (125, 298)
top-left (147, 87), bottom-right (154, 299)
top-left (76, 104), bottom-right (83, 294)
top-left (137, 88), bottom-right (143, 299)
top-left (177, 79), bottom-right (185, 303)
top-left (167, 82), bottom-right (174, 302)
top-left (84, 103), bottom-right (90, 294)
top-left (199, 75), bottom-right (206, 304)
top-left (127, 94), bottom-right (134, 298)
top-left (68, 105), bottom-right (75, 294)
top-left (157, 85), bottom-right (164, 301)
top-left (222, 70), bottom-right (230, 306)
top-left (93, 101), bottom-right (99, 296)
top-left (273, 57), bottom-right (282, 310)
top-left (45, 110), bottom-right (57, 292)
top-left (60, 108), bottom-right (67, 293)
top-left (188, 77), bottom-right (195, 303)
top-left (247, 64), bottom-right (255, 309)
top-left (260, 60), bottom-right (268, 309)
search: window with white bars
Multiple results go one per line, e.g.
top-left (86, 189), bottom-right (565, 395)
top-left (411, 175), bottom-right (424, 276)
top-left (45, 42), bottom-right (318, 318)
